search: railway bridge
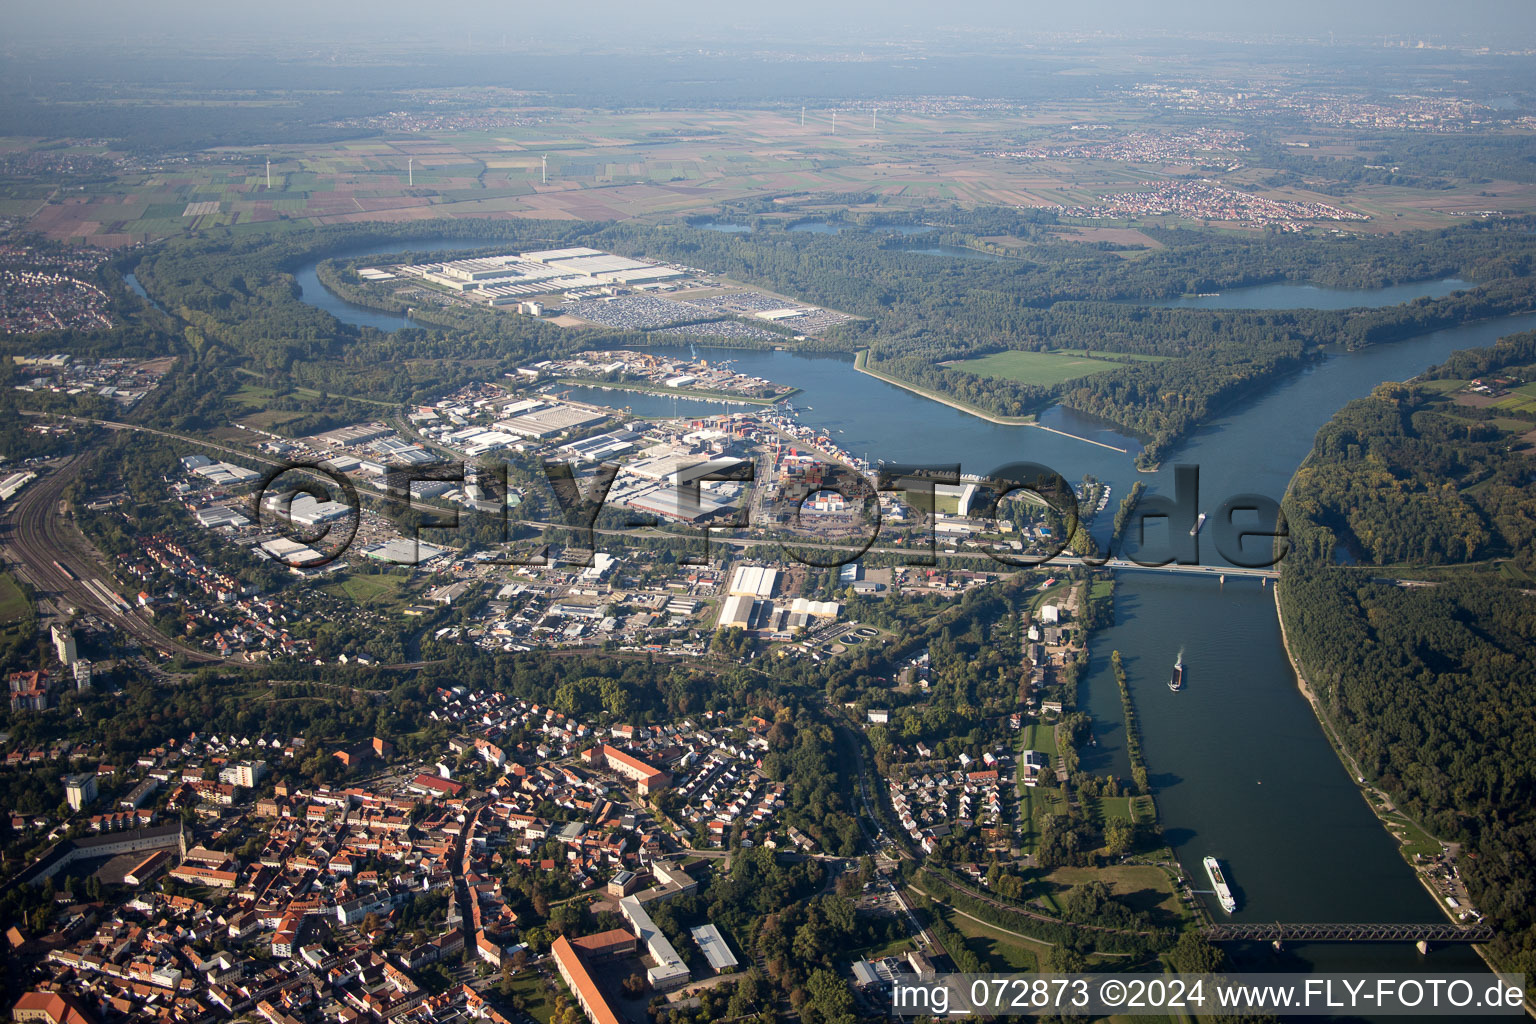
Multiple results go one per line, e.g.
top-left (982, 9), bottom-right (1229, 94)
top-left (1204, 922), bottom-right (1493, 944)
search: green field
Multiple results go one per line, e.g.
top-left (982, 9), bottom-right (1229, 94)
top-left (1087, 793), bottom-right (1158, 827)
top-left (1020, 718), bottom-right (1059, 761)
top-left (1092, 795), bottom-right (1136, 824)
top-left (0, 573), bottom-right (31, 625)
top-left (1052, 348), bottom-right (1174, 363)
top-left (1018, 718), bottom-right (1062, 853)
top-left (501, 972), bottom-right (555, 1024)
top-left (1382, 810), bottom-right (1443, 861)
top-left (1415, 378), bottom-right (1468, 395)
top-left (1493, 382), bottom-right (1536, 413)
top-left (903, 490), bottom-right (962, 516)
top-left (1029, 580), bottom-right (1071, 614)
top-left (954, 349), bottom-right (1127, 387)
top-left (230, 381), bottom-right (284, 406)
top-left (847, 934), bottom-right (916, 961)
top-left (322, 574), bottom-right (407, 608)
top-left (1044, 864), bottom-right (1189, 925)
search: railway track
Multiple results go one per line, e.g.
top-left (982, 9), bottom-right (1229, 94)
top-left (1, 453), bottom-right (223, 664)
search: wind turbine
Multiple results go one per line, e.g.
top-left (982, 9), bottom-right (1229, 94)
top-left (542, 154), bottom-right (548, 185)
top-left (872, 106), bottom-right (877, 131)
top-left (265, 159), bottom-right (271, 188)
top-left (408, 157), bottom-right (413, 187)
top-left (801, 106), bottom-right (806, 127)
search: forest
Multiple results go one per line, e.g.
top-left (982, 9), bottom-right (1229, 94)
top-left (1279, 329), bottom-right (1536, 978)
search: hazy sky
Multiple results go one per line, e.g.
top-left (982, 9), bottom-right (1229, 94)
top-left (8, 0), bottom-right (1536, 52)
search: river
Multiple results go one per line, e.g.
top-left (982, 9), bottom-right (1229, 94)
top-left (1148, 278), bottom-right (1471, 310)
top-left (292, 238), bottom-right (492, 332)
top-left (284, 243), bottom-right (1517, 985)
top-left (123, 272), bottom-right (165, 314)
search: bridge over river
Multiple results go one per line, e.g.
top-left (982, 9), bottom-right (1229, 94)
top-left (1205, 922), bottom-right (1493, 944)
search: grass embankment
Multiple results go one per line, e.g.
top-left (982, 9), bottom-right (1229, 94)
top-left (937, 903), bottom-right (1044, 970)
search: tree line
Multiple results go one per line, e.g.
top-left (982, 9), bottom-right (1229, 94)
top-left (1279, 328), bottom-right (1536, 978)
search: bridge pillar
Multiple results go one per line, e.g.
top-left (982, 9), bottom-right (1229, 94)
top-left (1416, 940), bottom-right (1429, 955)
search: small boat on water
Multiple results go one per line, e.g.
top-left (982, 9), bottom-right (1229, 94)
top-left (1190, 512), bottom-right (1208, 537)
top-left (1169, 652), bottom-right (1184, 692)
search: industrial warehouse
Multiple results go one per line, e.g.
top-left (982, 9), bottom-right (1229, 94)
top-left (383, 246), bottom-right (692, 306)
top-left (605, 453), bottom-right (753, 525)
top-left (715, 563), bottom-right (840, 632)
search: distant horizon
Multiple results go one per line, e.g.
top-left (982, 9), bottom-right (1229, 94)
top-left (6, 0), bottom-right (1536, 55)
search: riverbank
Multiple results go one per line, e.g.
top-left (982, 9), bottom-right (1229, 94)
top-left (316, 260), bottom-right (412, 316)
top-left (853, 350), bottom-right (1036, 424)
top-left (854, 350), bottom-right (1131, 454)
top-left (1271, 582), bottom-right (1497, 957)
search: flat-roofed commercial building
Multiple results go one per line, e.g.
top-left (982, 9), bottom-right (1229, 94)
top-left (0, 471), bottom-right (37, 501)
top-left (495, 405), bottom-right (607, 439)
top-left (194, 505), bottom-right (251, 529)
top-left (729, 565), bottom-right (778, 598)
top-left (619, 896), bottom-right (691, 991)
top-left (689, 923), bottom-right (738, 971)
top-left (548, 254), bottom-right (653, 277)
top-left (360, 538), bottom-right (450, 565)
top-left (312, 423), bottom-right (391, 448)
top-left (521, 247), bottom-right (606, 265)
top-left (260, 491), bottom-right (354, 527)
top-left (622, 486), bottom-right (729, 524)
top-left (717, 594), bottom-right (756, 630)
top-left (607, 266), bottom-right (687, 284)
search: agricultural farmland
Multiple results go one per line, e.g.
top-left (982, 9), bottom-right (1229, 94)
top-left (13, 99), bottom-right (1536, 248)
